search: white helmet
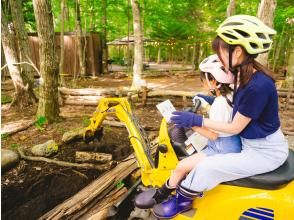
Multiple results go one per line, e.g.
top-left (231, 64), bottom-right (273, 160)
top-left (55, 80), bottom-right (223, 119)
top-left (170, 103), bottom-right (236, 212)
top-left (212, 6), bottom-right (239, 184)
top-left (199, 54), bottom-right (234, 84)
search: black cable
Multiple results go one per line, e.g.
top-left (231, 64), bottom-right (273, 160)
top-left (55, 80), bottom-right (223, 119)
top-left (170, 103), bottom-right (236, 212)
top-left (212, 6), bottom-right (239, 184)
top-left (115, 102), bottom-right (154, 167)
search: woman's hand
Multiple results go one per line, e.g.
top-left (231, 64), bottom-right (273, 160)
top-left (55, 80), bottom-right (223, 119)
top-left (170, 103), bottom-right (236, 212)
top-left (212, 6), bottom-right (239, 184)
top-left (171, 111), bottom-right (203, 128)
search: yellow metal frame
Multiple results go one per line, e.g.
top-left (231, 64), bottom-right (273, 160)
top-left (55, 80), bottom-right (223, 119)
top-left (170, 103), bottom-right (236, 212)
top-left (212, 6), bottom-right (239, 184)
top-left (176, 181), bottom-right (294, 219)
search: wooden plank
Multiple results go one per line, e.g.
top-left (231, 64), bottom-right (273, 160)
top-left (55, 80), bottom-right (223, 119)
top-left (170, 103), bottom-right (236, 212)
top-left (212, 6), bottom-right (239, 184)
top-left (75, 151), bottom-right (112, 163)
top-left (1, 119), bottom-right (37, 135)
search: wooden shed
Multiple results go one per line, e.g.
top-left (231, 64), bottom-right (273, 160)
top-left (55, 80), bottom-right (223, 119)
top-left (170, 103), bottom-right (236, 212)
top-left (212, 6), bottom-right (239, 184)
top-left (28, 32), bottom-right (103, 77)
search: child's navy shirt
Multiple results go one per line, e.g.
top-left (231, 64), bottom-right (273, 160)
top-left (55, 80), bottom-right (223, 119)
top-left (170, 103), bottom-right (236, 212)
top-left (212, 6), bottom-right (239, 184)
top-left (233, 71), bottom-right (280, 139)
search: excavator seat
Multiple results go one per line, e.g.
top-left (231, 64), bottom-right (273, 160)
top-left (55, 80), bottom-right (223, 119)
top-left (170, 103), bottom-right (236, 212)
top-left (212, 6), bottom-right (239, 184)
top-left (224, 149), bottom-right (294, 189)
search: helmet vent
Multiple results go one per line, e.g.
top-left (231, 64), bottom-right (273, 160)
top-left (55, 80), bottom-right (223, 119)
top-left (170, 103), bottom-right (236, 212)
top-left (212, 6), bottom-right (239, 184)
top-left (263, 43), bottom-right (270, 49)
top-left (234, 29), bottom-right (250, 38)
top-left (222, 22), bottom-right (243, 27)
top-left (243, 19), bottom-right (258, 26)
top-left (256, 33), bottom-right (266, 39)
top-left (269, 34), bottom-right (274, 40)
top-left (250, 42), bottom-right (258, 49)
top-left (223, 33), bottom-right (238, 40)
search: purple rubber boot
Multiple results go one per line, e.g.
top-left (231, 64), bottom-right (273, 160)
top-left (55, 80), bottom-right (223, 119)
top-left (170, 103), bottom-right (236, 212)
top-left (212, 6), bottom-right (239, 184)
top-left (134, 180), bottom-right (175, 209)
top-left (152, 185), bottom-right (202, 219)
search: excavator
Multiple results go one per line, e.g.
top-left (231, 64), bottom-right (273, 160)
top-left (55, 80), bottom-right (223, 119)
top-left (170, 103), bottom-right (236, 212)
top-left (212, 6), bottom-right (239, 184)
top-left (83, 97), bottom-right (294, 220)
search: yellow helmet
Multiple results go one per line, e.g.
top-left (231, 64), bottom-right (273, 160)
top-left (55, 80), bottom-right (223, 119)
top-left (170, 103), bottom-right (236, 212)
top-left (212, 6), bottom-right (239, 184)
top-left (216, 15), bottom-right (276, 54)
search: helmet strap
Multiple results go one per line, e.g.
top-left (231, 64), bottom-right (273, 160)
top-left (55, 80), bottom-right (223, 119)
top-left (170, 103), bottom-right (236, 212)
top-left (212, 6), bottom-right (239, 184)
top-left (228, 45), bottom-right (238, 105)
top-left (205, 72), bottom-right (216, 96)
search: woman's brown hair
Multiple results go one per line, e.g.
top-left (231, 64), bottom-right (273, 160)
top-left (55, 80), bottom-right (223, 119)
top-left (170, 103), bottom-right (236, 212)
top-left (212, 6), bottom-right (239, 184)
top-left (212, 36), bottom-right (275, 88)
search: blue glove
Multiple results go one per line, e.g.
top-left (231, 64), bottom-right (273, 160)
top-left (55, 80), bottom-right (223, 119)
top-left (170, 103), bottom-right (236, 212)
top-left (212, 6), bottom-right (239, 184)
top-left (196, 94), bottom-right (215, 105)
top-left (170, 111), bottom-right (203, 128)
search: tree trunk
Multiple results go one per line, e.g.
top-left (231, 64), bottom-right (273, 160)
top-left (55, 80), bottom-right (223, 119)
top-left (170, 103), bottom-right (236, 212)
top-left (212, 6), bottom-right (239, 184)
top-left (191, 44), bottom-right (196, 71)
top-left (102, 0), bottom-right (108, 74)
top-left (75, 0), bottom-right (86, 77)
top-left (157, 45), bottom-right (161, 64)
top-left (272, 27), bottom-right (284, 72)
top-left (194, 43), bottom-right (200, 70)
top-left (226, 0), bottom-right (235, 17)
top-left (287, 37), bottom-right (294, 88)
top-left (131, 0), bottom-right (145, 89)
top-left (184, 45), bottom-right (189, 66)
top-left (256, 0), bottom-right (277, 67)
top-left (127, 0), bottom-right (131, 72)
top-left (1, 8), bottom-right (31, 108)
top-left (198, 42), bottom-right (203, 65)
top-left (33, 0), bottom-right (59, 123)
top-left (65, 1), bottom-right (70, 32)
top-left (59, 0), bottom-right (66, 86)
top-left (9, 0), bottom-right (38, 104)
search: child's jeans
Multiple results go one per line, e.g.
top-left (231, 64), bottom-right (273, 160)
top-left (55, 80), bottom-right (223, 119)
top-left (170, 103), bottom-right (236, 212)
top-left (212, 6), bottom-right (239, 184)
top-left (201, 135), bottom-right (242, 156)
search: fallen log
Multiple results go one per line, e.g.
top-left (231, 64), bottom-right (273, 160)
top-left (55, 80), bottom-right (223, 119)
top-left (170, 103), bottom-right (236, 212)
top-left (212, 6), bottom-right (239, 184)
top-left (63, 97), bottom-right (102, 106)
top-left (39, 154), bottom-right (138, 220)
top-left (1, 119), bottom-right (37, 135)
top-left (1, 86), bottom-right (14, 91)
top-left (147, 89), bottom-right (196, 98)
top-left (18, 147), bottom-right (114, 171)
top-left (284, 130), bottom-right (294, 136)
top-left (59, 112), bottom-right (92, 118)
top-left (84, 187), bottom-right (128, 220)
top-left (103, 120), bottom-right (125, 127)
top-left (62, 128), bottom-right (85, 143)
top-left (59, 87), bottom-right (116, 96)
top-left (278, 91), bottom-right (294, 98)
top-left (75, 151), bottom-right (112, 163)
top-left (59, 87), bottom-right (137, 96)
top-left (62, 95), bottom-right (104, 101)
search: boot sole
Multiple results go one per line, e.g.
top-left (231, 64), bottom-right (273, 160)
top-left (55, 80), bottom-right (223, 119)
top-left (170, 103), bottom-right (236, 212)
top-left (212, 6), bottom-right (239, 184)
top-left (151, 207), bottom-right (192, 219)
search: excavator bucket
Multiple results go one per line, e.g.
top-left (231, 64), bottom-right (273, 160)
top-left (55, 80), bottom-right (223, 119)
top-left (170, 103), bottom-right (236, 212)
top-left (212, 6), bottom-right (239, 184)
top-left (84, 127), bottom-right (104, 144)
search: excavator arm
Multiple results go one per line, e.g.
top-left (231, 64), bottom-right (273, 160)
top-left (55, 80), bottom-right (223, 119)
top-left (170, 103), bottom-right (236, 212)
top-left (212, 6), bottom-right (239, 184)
top-left (84, 97), bottom-right (179, 187)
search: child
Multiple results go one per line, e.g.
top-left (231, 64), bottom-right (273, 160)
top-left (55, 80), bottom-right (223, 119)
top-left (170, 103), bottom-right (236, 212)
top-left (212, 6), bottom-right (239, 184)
top-left (135, 54), bottom-right (241, 210)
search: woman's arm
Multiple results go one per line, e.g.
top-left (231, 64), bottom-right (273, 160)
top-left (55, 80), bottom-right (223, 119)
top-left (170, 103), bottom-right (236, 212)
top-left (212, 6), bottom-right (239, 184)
top-left (192, 126), bottom-right (218, 141)
top-left (200, 112), bottom-right (251, 135)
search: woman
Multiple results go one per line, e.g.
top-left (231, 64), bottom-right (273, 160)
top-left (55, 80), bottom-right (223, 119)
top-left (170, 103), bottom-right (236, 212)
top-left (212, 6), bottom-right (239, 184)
top-left (152, 15), bottom-right (289, 219)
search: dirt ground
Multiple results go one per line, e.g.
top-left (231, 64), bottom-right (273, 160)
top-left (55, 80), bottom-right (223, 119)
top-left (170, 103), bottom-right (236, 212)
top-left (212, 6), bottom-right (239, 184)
top-left (1, 74), bottom-right (293, 219)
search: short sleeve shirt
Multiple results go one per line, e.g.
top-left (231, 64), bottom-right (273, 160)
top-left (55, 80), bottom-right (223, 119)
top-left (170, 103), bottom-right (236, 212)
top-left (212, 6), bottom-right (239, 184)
top-left (232, 72), bottom-right (280, 139)
top-left (209, 95), bottom-right (233, 137)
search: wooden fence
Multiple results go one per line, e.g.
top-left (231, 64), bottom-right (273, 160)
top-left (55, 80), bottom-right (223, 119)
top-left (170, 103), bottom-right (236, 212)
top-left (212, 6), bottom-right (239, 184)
top-left (2, 32), bottom-right (103, 78)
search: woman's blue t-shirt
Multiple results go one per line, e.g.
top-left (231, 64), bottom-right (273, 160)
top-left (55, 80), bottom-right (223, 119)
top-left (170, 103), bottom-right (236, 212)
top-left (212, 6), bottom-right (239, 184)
top-left (232, 71), bottom-right (280, 139)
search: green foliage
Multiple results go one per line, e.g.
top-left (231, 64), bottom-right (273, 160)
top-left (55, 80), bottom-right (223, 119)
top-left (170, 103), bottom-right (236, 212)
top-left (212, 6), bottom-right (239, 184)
top-left (103, 125), bottom-right (112, 134)
top-left (116, 180), bottom-right (125, 188)
top-left (35, 116), bottom-right (48, 131)
top-left (23, 0), bottom-right (36, 31)
top-left (1, 133), bottom-right (9, 141)
top-left (1, 94), bottom-right (12, 104)
top-left (10, 143), bottom-right (20, 149)
top-left (19, 0), bottom-right (294, 71)
top-left (82, 117), bottom-right (91, 127)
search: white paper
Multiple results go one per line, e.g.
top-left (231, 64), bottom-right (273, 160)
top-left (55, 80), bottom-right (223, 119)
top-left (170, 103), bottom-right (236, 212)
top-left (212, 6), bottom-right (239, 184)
top-left (185, 132), bottom-right (208, 153)
top-left (184, 143), bottom-right (196, 155)
top-left (156, 100), bottom-right (176, 123)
